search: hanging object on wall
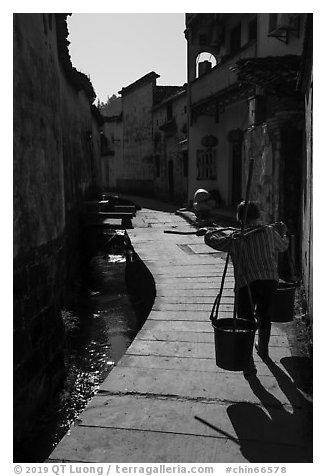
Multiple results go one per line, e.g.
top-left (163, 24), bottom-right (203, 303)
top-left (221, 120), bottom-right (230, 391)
top-left (201, 135), bottom-right (218, 148)
top-left (248, 95), bottom-right (266, 126)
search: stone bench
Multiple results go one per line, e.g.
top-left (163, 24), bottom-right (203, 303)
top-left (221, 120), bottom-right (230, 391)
top-left (82, 211), bottom-right (134, 229)
top-left (83, 201), bottom-right (136, 216)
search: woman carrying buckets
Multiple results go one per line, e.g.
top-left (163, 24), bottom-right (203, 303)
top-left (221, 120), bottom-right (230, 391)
top-left (196, 201), bottom-right (289, 378)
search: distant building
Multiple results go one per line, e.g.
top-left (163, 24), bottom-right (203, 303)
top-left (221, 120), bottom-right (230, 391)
top-left (100, 97), bottom-right (123, 191)
top-left (101, 72), bottom-right (187, 203)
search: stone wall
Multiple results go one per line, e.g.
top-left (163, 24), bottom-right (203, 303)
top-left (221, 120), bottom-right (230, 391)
top-left (243, 111), bottom-right (304, 279)
top-left (244, 125), bottom-right (277, 224)
top-left (300, 15), bottom-right (313, 326)
top-left (301, 78), bottom-right (313, 325)
top-left (13, 13), bottom-right (102, 456)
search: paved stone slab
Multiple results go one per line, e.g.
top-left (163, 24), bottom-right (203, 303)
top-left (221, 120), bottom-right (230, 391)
top-left (126, 339), bottom-right (217, 359)
top-left (144, 258), bottom-right (228, 265)
top-left (125, 339), bottom-right (292, 362)
top-left (136, 329), bottom-right (215, 343)
top-left (148, 310), bottom-right (233, 321)
top-left (156, 288), bottom-right (235, 296)
top-left (48, 426), bottom-right (247, 463)
top-left (99, 366), bottom-right (302, 409)
top-left (147, 313), bottom-right (294, 337)
top-left (152, 303), bottom-right (234, 312)
top-left (48, 425), bottom-right (310, 463)
top-left (116, 354), bottom-right (295, 379)
top-left (147, 264), bottom-right (232, 271)
top-left (136, 327), bottom-right (289, 347)
top-left (149, 270), bottom-right (234, 277)
top-left (154, 296), bottom-right (234, 304)
top-left (153, 274), bottom-right (234, 281)
top-left (136, 319), bottom-right (213, 332)
top-left (153, 279), bottom-right (235, 289)
top-left (137, 328), bottom-right (214, 342)
top-left (75, 395), bottom-right (309, 448)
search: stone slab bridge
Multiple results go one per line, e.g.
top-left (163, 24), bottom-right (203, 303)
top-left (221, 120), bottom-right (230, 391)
top-left (47, 199), bottom-right (312, 463)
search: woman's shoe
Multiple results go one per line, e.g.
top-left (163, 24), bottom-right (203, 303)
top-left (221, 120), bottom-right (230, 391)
top-left (255, 342), bottom-right (269, 359)
top-left (243, 358), bottom-right (257, 379)
top-left (255, 327), bottom-right (271, 359)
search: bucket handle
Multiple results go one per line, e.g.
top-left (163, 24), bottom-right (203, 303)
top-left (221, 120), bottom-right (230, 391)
top-left (210, 158), bottom-right (255, 324)
top-left (210, 247), bottom-right (231, 321)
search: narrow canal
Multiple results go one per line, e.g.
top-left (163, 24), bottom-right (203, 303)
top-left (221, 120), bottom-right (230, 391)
top-left (29, 230), bottom-right (154, 462)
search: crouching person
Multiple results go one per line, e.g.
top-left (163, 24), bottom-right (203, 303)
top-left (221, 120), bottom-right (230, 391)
top-left (193, 189), bottom-right (216, 221)
top-left (196, 201), bottom-right (289, 378)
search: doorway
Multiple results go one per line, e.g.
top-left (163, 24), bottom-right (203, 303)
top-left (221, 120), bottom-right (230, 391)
top-left (231, 141), bottom-right (242, 205)
top-left (228, 129), bottom-right (244, 206)
top-left (168, 160), bottom-right (174, 202)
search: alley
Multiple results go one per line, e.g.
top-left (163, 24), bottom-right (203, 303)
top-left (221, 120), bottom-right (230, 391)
top-left (47, 199), bottom-right (312, 463)
top-left (13, 14), bottom-right (313, 461)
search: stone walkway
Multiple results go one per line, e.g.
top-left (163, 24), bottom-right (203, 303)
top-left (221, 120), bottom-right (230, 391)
top-left (47, 198), bottom-right (312, 463)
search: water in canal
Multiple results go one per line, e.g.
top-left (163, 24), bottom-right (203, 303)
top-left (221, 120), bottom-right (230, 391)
top-left (30, 233), bottom-right (152, 462)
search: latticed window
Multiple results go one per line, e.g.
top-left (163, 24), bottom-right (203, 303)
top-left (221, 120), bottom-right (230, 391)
top-left (196, 149), bottom-right (217, 180)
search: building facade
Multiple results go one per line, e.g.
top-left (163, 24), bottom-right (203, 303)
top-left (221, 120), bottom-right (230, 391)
top-left (185, 14), bottom-right (306, 214)
top-left (152, 86), bottom-right (188, 203)
top-left (115, 73), bottom-right (157, 195)
top-left (185, 12), bottom-right (312, 319)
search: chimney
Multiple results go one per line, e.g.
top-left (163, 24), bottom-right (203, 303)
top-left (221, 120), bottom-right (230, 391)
top-left (198, 60), bottom-right (212, 77)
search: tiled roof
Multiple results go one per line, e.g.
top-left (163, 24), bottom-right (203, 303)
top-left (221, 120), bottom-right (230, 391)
top-left (153, 86), bottom-right (185, 105)
top-left (230, 55), bottom-right (301, 97)
top-left (118, 72), bottom-right (159, 96)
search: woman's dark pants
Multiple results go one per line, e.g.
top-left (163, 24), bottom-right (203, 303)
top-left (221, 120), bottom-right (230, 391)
top-left (237, 279), bottom-right (278, 329)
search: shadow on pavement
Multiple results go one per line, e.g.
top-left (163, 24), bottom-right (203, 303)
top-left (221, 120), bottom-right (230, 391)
top-left (226, 357), bottom-right (312, 462)
top-left (281, 355), bottom-right (313, 396)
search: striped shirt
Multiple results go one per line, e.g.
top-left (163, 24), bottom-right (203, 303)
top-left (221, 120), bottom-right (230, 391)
top-left (204, 225), bottom-right (289, 289)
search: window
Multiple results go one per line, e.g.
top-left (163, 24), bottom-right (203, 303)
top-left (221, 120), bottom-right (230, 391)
top-left (248, 17), bottom-right (257, 41)
top-left (195, 52), bottom-right (217, 78)
top-left (230, 23), bottom-right (241, 54)
top-left (196, 149), bottom-right (217, 180)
